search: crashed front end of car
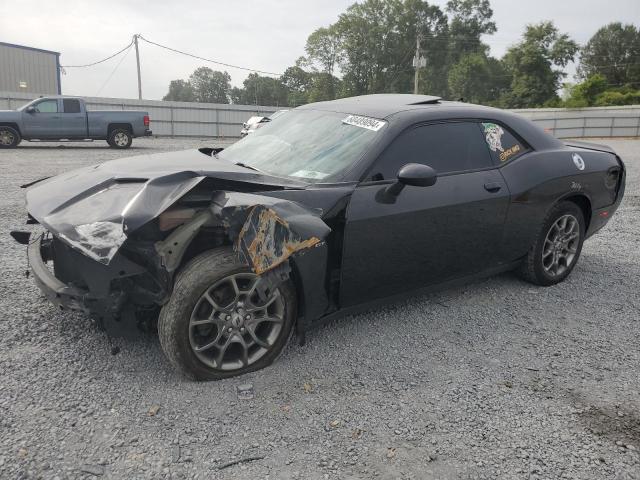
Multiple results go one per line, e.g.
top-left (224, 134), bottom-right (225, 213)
top-left (16, 152), bottom-right (331, 335)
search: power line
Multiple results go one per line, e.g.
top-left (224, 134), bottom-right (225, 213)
top-left (60, 41), bottom-right (134, 68)
top-left (95, 43), bottom-right (134, 96)
top-left (137, 35), bottom-right (282, 76)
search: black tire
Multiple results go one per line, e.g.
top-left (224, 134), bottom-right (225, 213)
top-left (107, 128), bottom-right (132, 149)
top-left (158, 247), bottom-right (296, 381)
top-left (0, 126), bottom-right (21, 148)
top-left (518, 201), bottom-right (585, 286)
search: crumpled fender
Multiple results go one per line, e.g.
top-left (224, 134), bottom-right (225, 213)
top-left (155, 191), bottom-right (332, 327)
top-left (156, 191), bottom-right (331, 275)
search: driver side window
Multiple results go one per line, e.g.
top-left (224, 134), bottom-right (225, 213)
top-left (369, 122), bottom-right (492, 180)
top-left (34, 100), bottom-right (58, 113)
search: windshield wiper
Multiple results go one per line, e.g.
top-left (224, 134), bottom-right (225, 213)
top-left (234, 162), bottom-right (261, 172)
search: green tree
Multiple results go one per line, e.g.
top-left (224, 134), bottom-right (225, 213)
top-left (448, 52), bottom-right (491, 103)
top-left (446, 0), bottom-right (496, 63)
top-left (305, 26), bottom-right (342, 75)
top-left (163, 79), bottom-right (196, 102)
top-left (231, 73), bottom-right (288, 106)
top-left (501, 22), bottom-right (578, 108)
top-left (564, 74), bottom-right (608, 107)
top-left (189, 67), bottom-right (232, 103)
top-left (281, 65), bottom-right (312, 106)
top-left (579, 23), bottom-right (640, 87)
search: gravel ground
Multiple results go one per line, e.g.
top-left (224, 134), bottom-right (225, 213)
top-left (1, 137), bottom-right (639, 480)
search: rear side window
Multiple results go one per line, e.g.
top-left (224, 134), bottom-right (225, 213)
top-left (480, 122), bottom-right (529, 165)
top-left (370, 122), bottom-right (493, 179)
top-left (63, 99), bottom-right (81, 113)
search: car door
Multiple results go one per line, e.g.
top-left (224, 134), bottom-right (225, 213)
top-left (21, 99), bottom-right (61, 138)
top-left (339, 121), bottom-right (511, 307)
top-left (59, 99), bottom-right (87, 138)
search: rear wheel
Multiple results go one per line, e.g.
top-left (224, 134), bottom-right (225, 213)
top-left (158, 248), bottom-right (296, 380)
top-left (0, 126), bottom-right (21, 148)
top-left (107, 128), bottom-right (132, 149)
top-left (518, 201), bottom-right (585, 286)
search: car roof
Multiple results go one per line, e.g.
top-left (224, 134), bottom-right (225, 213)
top-left (298, 94), bottom-right (443, 118)
top-left (297, 93), bottom-right (563, 151)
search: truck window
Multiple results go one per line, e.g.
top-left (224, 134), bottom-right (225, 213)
top-left (63, 99), bottom-right (81, 113)
top-left (34, 100), bottom-right (58, 113)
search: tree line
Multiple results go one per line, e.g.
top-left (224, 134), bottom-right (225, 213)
top-left (163, 0), bottom-right (640, 109)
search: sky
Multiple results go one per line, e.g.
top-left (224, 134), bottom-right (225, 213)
top-left (1, 0), bottom-right (639, 100)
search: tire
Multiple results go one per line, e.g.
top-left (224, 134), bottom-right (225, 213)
top-left (107, 128), bottom-right (132, 149)
top-left (0, 126), bottom-right (21, 148)
top-left (518, 201), bottom-right (585, 286)
top-left (158, 247), bottom-right (296, 381)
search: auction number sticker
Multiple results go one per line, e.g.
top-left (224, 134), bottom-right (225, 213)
top-left (342, 115), bottom-right (386, 131)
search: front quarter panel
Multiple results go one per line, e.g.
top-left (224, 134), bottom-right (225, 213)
top-left (499, 147), bottom-right (622, 261)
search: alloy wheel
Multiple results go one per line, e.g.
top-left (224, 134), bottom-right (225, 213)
top-left (0, 129), bottom-right (15, 146)
top-left (188, 273), bottom-right (285, 371)
top-left (114, 132), bottom-right (129, 147)
top-left (542, 214), bottom-right (580, 277)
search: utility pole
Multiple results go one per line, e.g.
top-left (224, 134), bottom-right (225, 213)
top-left (134, 34), bottom-right (142, 100)
top-left (412, 32), bottom-right (426, 94)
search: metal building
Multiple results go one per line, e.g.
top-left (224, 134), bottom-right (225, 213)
top-left (0, 42), bottom-right (61, 95)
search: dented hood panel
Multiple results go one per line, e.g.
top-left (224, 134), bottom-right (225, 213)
top-left (24, 149), bottom-right (309, 263)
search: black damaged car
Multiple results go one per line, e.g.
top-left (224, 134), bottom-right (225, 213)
top-left (13, 94), bottom-right (626, 380)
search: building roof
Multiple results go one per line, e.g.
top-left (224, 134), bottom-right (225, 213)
top-left (0, 41), bottom-right (60, 57)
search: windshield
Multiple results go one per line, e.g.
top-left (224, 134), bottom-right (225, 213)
top-left (218, 109), bottom-right (386, 182)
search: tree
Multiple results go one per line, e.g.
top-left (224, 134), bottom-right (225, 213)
top-left (189, 67), bottom-right (232, 104)
top-left (231, 73), bottom-right (288, 106)
top-left (281, 65), bottom-right (312, 106)
top-left (501, 22), bottom-right (578, 108)
top-left (305, 26), bottom-right (342, 75)
top-left (163, 79), bottom-right (195, 102)
top-left (446, 0), bottom-right (496, 63)
top-left (564, 74), bottom-right (608, 107)
top-left (448, 53), bottom-right (490, 103)
top-left (579, 23), bottom-right (640, 87)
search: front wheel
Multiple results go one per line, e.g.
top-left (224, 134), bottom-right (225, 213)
top-left (0, 126), bottom-right (21, 148)
top-left (518, 201), bottom-right (585, 286)
top-left (158, 248), bottom-right (296, 380)
top-left (107, 128), bottom-right (132, 149)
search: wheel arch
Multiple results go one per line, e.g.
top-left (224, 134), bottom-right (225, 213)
top-left (108, 123), bottom-right (133, 134)
top-left (560, 193), bottom-right (592, 232)
top-left (0, 123), bottom-right (22, 136)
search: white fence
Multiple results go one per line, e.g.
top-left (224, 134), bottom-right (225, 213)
top-left (1, 91), bottom-right (638, 138)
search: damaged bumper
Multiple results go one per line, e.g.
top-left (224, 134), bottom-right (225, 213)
top-left (28, 235), bottom-right (93, 314)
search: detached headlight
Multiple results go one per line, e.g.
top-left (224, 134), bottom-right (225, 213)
top-left (58, 221), bottom-right (127, 264)
top-left (43, 183), bottom-right (144, 264)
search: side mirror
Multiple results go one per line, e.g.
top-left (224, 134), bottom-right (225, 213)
top-left (386, 163), bottom-right (437, 196)
top-left (26, 106), bottom-right (36, 114)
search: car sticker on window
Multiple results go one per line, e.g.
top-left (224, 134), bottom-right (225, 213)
top-left (342, 115), bottom-right (386, 132)
top-left (499, 144), bottom-right (521, 162)
top-left (482, 122), bottom-right (505, 152)
top-left (291, 169), bottom-right (330, 180)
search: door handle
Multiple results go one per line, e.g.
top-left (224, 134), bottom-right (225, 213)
top-left (484, 182), bottom-right (502, 193)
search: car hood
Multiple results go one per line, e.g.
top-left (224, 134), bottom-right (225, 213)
top-left (25, 148), bottom-right (311, 264)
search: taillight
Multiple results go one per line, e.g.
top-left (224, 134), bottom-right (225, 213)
top-left (144, 115), bottom-right (150, 127)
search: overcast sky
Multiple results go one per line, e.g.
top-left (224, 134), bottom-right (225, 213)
top-left (1, 0), bottom-right (638, 100)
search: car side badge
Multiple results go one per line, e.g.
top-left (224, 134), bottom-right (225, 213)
top-left (572, 153), bottom-right (585, 170)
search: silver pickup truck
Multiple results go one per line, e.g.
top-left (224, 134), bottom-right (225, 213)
top-left (0, 96), bottom-right (151, 149)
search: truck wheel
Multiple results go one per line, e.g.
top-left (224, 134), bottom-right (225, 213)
top-left (158, 247), bottom-right (296, 381)
top-left (0, 126), bottom-right (21, 148)
top-left (517, 201), bottom-right (585, 286)
top-left (107, 128), bottom-right (132, 149)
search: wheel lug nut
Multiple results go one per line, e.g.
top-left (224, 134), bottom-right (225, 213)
top-left (240, 327), bottom-right (245, 332)
top-left (225, 315), bottom-right (231, 321)
top-left (245, 314), bottom-right (250, 320)
top-left (228, 327), bottom-right (233, 332)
